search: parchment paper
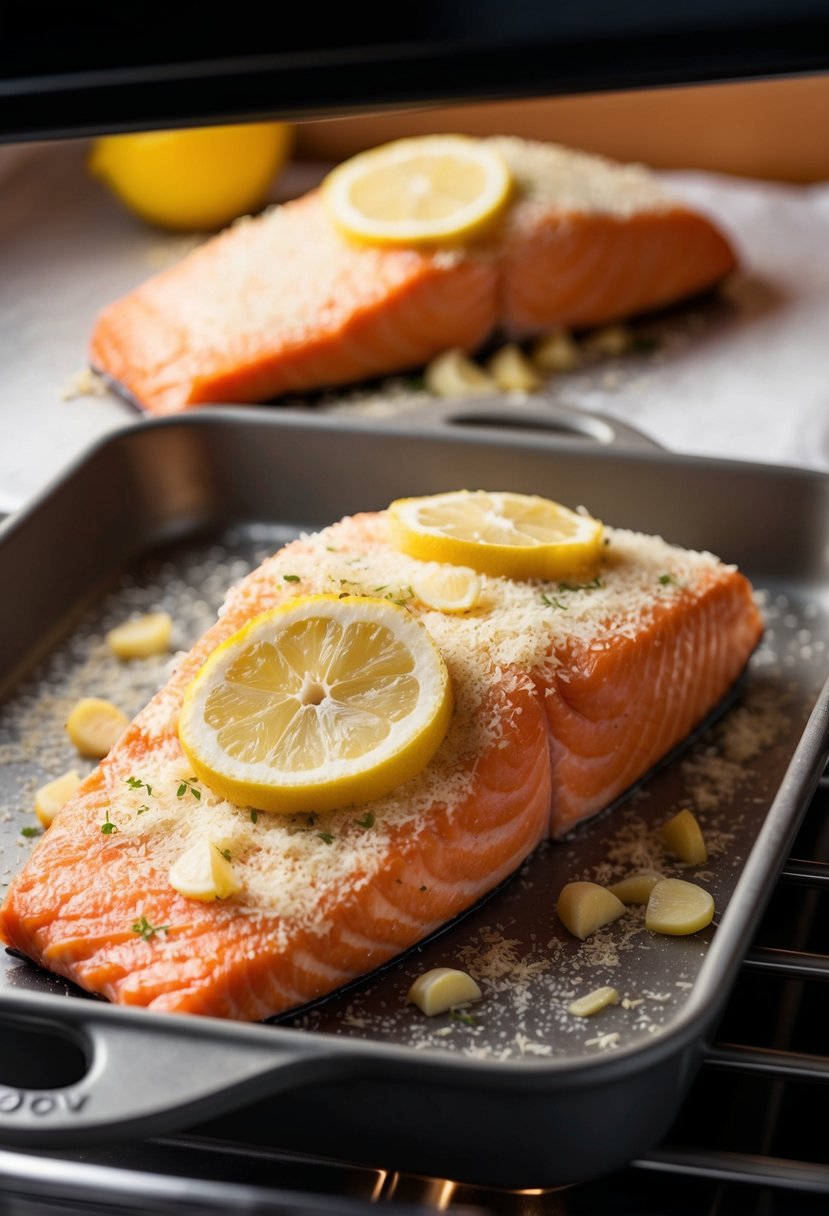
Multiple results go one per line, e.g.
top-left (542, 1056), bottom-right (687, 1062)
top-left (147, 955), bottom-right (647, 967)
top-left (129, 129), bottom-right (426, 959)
top-left (0, 143), bottom-right (827, 512)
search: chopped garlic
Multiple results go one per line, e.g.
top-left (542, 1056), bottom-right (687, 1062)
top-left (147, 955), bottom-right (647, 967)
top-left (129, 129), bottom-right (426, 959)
top-left (407, 967), bottom-right (482, 1015)
top-left (567, 985), bottom-right (620, 1018)
top-left (556, 881), bottom-right (625, 940)
top-left (645, 878), bottom-right (714, 936)
top-left (486, 343), bottom-right (541, 391)
top-left (530, 329), bottom-right (581, 373)
top-left (424, 349), bottom-right (496, 397)
top-left (65, 698), bottom-right (129, 758)
top-left (34, 770), bottom-right (82, 828)
top-left (658, 808), bottom-right (708, 865)
top-left (169, 838), bottom-right (241, 902)
top-left (107, 612), bottom-right (172, 660)
top-left (608, 869), bottom-right (663, 905)
top-left (411, 563), bottom-right (481, 613)
top-left (583, 324), bottom-right (634, 357)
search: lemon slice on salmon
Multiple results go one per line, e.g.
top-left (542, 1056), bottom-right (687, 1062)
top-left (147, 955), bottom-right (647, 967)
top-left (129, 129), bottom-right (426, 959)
top-left (178, 595), bottom-right (453, 814)
top-left (388, 490), bottom-right (603, 580)
top-left (322, 135), bottom-right (512, 246)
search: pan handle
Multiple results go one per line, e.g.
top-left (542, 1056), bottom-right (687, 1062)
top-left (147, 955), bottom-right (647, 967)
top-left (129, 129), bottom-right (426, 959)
top-left (0, 1002), bottom-right (338, 1145)
top-left (373, 395), bottom-right (661, 451)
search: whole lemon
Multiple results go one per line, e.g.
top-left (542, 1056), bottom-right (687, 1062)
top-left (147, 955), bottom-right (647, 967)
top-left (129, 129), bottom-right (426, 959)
top-left (88, 122), bottom-right (293, 232)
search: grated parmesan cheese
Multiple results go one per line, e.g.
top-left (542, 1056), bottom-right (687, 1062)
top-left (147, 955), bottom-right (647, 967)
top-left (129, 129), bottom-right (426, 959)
top-left (90, 511), bottom-right (736, 928)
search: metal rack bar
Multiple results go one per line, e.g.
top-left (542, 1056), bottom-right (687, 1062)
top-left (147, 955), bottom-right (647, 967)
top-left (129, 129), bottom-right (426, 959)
top-left (741, 946), bottom-right (829, 980)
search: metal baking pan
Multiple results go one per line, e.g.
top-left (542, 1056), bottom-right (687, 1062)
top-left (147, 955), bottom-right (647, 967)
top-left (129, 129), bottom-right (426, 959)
top-left (0, 407), bottom-right (827, 1190)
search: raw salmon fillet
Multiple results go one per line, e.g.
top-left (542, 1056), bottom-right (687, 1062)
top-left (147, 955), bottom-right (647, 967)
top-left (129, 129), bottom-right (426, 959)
top-left (89, 138), bottom-right (737, 415)
top-left (0, 513), bottom-right (762, 1020)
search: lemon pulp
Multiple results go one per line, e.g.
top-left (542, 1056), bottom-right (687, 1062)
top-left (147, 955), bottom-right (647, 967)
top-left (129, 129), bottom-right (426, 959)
top-left (178, 595), bottom-right (453, 813)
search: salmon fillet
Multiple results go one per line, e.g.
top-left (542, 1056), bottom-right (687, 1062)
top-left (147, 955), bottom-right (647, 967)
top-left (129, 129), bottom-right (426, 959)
top-left (0, 513), bottom-right (762, 1020)
top-left (89, 138), bottom-right (737, 416)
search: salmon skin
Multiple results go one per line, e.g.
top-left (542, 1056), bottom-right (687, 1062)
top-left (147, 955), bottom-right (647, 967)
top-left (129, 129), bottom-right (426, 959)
top-left (0, 512), bottom-right (762, 1021)
top-left (88, 138), bottom-right (737, 416)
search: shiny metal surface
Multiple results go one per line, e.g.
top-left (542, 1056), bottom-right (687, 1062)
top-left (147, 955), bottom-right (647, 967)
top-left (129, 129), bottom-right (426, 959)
top-left (0, 412), bottom-right (827, 1189)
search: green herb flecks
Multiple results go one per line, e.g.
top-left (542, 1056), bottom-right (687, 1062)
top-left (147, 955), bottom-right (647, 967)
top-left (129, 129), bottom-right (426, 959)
top-left (131, 915), bottom-right (169, 942)
top-left (126, 776), bottom-right (154, 797)
top-left (658, 573), bottom-right (679, 587)
top-left (101, 808), bottom-right (119, 835)
top-left (20, 825), bottom-right (41, 839)
top-left (177, 777), bottom-right (201, 801)
top-left (558, 576), bottom-right (603, 592)
top-left (386, 587), bottom-right (414, 607)
top-left (541, 594), bottom-right (568, 610)
top-left (283, 574), bottom-right (301, 583)
top-left (218, 847), bottom-right (232, 861)
top-left (250, 810), bottom-right (259, 824)
top-left (450, 1009), bottom-right (478, 1027)
top-left (136, 804), bottom-right (150, 815)
top-left (355, 811), bottom-right (375, 830)
top-left (317, 831), bottom-right (334, 845)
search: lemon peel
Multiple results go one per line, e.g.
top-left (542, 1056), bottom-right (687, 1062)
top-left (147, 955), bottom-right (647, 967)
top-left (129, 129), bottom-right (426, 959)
top-left (88, 122), bottom-right (293, 232)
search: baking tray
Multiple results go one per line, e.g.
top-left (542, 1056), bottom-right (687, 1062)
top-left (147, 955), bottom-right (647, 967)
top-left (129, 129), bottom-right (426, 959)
top-left (0, 407), bottom-right (827, 1190)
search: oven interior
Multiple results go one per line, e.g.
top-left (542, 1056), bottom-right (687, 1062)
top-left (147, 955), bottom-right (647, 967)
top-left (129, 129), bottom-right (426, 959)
top-left (2, 5), bottom-right (829, 1213)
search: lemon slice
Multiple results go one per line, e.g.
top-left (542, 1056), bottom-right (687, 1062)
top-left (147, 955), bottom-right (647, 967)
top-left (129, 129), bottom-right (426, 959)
top-left (322, 135), bottom-right (512, 246)
top-left (412, 564), bottom-right (481, 613)
top-left (388, 490), bottom-right (603, 580)
top-left (178, 595), bottom-right (453, 814)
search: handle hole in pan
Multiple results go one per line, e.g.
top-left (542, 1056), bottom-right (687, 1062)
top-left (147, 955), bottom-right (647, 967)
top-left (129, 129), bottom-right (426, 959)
top-left (0, 1016), bottom-right (89, 1089)
top-left (445, 411), bottom-right (616, 444)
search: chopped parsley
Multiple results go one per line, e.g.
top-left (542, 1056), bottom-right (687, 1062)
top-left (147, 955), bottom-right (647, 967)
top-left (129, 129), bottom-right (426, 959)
top-left (136, 804), bottom-right (150, 815)
top-left (658, 573), bottom-right (679, 587)
top-left (176, 777), bottom-right (201, 801)
top-left (317, 831), bottom-right (334, 845)
top-left (101, 808), bottom-right (119, 835)
top-left (325, 545), bottom-right (339, 553)
top-left (541, 594), bottom-right (568, 610)
top-left (131, 915), bottom-right (169, 942)
top-left (218, 847), bottom-right (232, 861)
top-left (250, 810), bottom-right (259, 824)
top-left (283, 573), bottom-right (301, 583)
top-left (386, 587), bottom-right (413, 607)
top-left (126, 776), bottom-right (153, 796)
top-left (355, 811), bottom-right (375, 830)
top-left (450, 1009), bottom-right (478, 1027)
top-left (559, 576), bottom-right (603, 592)
top-left (20, 825), bottom-right (41, 839)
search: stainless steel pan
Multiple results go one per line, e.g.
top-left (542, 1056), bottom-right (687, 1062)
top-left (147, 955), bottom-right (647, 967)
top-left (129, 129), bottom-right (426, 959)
top-left (0, 408), bottom-right (826, 1189)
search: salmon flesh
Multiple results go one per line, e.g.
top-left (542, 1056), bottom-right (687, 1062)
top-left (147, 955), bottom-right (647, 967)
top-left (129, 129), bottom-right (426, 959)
top-left (0, 511), bottom-right (762, 1020)
top-left (89, 138), bottom-right (737, 415)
